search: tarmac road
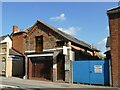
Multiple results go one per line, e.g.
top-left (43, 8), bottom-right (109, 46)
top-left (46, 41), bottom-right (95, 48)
top-left (0, 76), bottom-right (120, 90)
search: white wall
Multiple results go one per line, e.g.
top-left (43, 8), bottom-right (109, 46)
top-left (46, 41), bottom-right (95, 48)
top-left (1, 36), bottom-right (12, 49)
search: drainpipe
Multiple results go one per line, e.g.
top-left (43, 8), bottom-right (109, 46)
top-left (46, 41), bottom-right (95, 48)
top-left (23, 55), bottom-right (28, 79)
top-left (109, 59), bottom-right (112, 86)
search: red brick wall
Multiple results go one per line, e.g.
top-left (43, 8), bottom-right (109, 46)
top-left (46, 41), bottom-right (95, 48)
top-left (108, 13), bottom-right (120, 87)
top-left (12, 33), bottom-right (25, 55)
top-left (118, 17), bottom-right (120, 87)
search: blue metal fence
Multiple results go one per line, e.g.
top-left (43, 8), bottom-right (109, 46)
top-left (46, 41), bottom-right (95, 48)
top-left (72, 60), bottom-right (109, 85)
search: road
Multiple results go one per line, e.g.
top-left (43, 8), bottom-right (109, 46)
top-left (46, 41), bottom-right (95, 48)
top-left (0, 76), bottom-right (119, 90)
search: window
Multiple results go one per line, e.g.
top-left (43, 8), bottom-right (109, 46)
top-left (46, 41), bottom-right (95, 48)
top-left (2, 57), bottom-right (6, 73)
top-left (35, 36), bottom-right (43, 52)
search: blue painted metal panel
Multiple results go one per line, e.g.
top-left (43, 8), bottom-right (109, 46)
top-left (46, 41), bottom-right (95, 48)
top-left (73, 61), bottom-right (90, 84)
top-left (72, 60), bottom-right (109, 85)
top-left (104, 60), bottom-right (110, 85)
top-left (89, 60), bottom-right (105, 85)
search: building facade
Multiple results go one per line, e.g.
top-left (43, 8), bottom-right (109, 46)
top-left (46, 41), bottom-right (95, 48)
top-left (0, 35), bottom-right (24, 77)
top-left (11, 19), bottom-right (100, 83)
top-left (107, 6), bottom-right (120, 87)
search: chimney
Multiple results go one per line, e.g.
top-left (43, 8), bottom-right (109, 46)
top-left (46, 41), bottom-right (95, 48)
top-left (13, 25), bottom-right (18, 33)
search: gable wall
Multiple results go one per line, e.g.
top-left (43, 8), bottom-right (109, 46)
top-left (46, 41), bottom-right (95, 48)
top-left (1, 36), bottom-right (12, 49)
top-left (25, 24), bottom-right (64, 51)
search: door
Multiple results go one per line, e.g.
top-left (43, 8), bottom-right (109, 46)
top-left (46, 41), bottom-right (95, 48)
top-left (57, 54), bottom-right (65, 81)
top-left (34, 63), bottom-right (44, 78)
top-left (73, 61), bottom-right (90, 84)
top-left (31, 57), bottom-right (53, 80)
top-left (89, 60), bottom-right (109, 85)
top-left (89, 60), bottom-right (104, 84)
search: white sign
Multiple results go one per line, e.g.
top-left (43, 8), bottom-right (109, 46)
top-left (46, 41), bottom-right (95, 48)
top-left (63, 46), bottom-right (68, 55)
top-left (94, 65), bottom-right (102, 73)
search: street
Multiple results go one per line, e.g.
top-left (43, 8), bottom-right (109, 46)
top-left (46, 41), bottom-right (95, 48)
top-left (0, 76), bottom-right (120, 90)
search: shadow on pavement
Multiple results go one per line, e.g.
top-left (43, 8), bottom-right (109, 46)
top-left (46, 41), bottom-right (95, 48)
top-left (1, 87), bottom-right (120, 90)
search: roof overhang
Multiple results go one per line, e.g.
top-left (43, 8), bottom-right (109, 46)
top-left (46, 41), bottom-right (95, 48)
top-left (107, 6), bottom-right (120, 15)
top-left (104, 50), bottom-right (110, 54)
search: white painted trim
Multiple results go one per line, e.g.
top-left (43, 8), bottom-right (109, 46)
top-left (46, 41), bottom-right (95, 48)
top-left (25, 50), bottom-right (35, 53)
top-left (25, 46), bottom-right (71, 53)
top-left (43, 47), bottom-right (71, 51)
top-left (43, 48), bottom-right (63, 51)
top-left (27, 53), bottom-right (53, 57)
top-left (0, 53), bottom-right (5, 54)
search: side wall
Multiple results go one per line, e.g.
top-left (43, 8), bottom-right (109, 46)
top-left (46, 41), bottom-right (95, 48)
top-left (108, 13), bottom-right (120, 87)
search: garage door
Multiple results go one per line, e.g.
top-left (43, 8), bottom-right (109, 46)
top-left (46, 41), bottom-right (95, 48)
top-left (29, 57), bottom-right (53, 81)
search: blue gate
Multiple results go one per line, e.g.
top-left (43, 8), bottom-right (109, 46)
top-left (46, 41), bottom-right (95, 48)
top-left (72, 60), bottom-right (109, 85)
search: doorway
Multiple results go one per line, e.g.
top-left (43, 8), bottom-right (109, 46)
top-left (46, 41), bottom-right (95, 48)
top-left (57, 54), bottom-right (65, 81)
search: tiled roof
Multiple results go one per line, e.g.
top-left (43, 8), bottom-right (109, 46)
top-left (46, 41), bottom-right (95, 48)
top-left (9, 48), bottom-right (23, 56)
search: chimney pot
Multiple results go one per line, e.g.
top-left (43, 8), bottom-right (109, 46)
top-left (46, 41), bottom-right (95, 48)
top-left (13, 25), bottom-right (18, 33)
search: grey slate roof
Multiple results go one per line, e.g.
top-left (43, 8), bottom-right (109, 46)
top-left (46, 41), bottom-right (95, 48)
top-left (36, 20), bottom-right (100, 51)
top-left (0, 34), bottom-right (10, 42)
top-left (9, 48), bottom-right (23, 56)
top-left (14, 19), bottom-right (100, 52)
top-left (107, 5), bottom-right (120, 14)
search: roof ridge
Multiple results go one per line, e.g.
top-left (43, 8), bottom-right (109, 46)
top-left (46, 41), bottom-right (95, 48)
top-left (37, 19), bottom-right (99, 51)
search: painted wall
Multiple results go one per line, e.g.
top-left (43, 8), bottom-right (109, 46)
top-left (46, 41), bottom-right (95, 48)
top-left (0, 36), bottom-right (12, 49)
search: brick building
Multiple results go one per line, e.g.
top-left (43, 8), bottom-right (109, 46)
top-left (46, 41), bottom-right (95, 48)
top-left (11, 19), bottom-right (100, 83)
top-left (107, 6), bottom-right (120, 87)
top-left (0, 35), bottom-right (24, 77)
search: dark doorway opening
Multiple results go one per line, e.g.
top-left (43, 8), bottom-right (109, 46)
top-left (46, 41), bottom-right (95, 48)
top-left (57, 54), bottom-right (65, 81)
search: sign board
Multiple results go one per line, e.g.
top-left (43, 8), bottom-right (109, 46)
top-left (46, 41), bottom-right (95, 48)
top-left (94, 65), bottom-right (102, 73)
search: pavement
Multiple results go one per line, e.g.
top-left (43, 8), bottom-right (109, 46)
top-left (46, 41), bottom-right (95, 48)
top-left (0, 76), bottom-right (120, 90)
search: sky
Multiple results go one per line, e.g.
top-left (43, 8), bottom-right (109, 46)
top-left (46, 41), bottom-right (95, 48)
top-left (1, 2), bottom-right (119, 55)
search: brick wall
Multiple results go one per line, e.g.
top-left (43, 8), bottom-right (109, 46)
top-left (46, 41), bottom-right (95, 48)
top-left (118, 17), bottom-right (120, 87)
top-left (12, 33), bottom-right (25, 55)
top-left (25, 24), bottom-right (63, 51)
top-left (108, 13), bottom-right (120, 87)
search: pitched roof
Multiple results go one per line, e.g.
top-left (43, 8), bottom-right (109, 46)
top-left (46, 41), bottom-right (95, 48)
top-left (106, 37), bottom-right (110, 47)
top-left (25, 19), bottom-right (100, 52)
top-left (36, 20), bottom-right (100, 51)
top-left (107, 5), bottom-right (120, 14)
top-left (0, 34), bottom-right (9, 42)
top-left (9, 48), bottom-right (23, 56)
